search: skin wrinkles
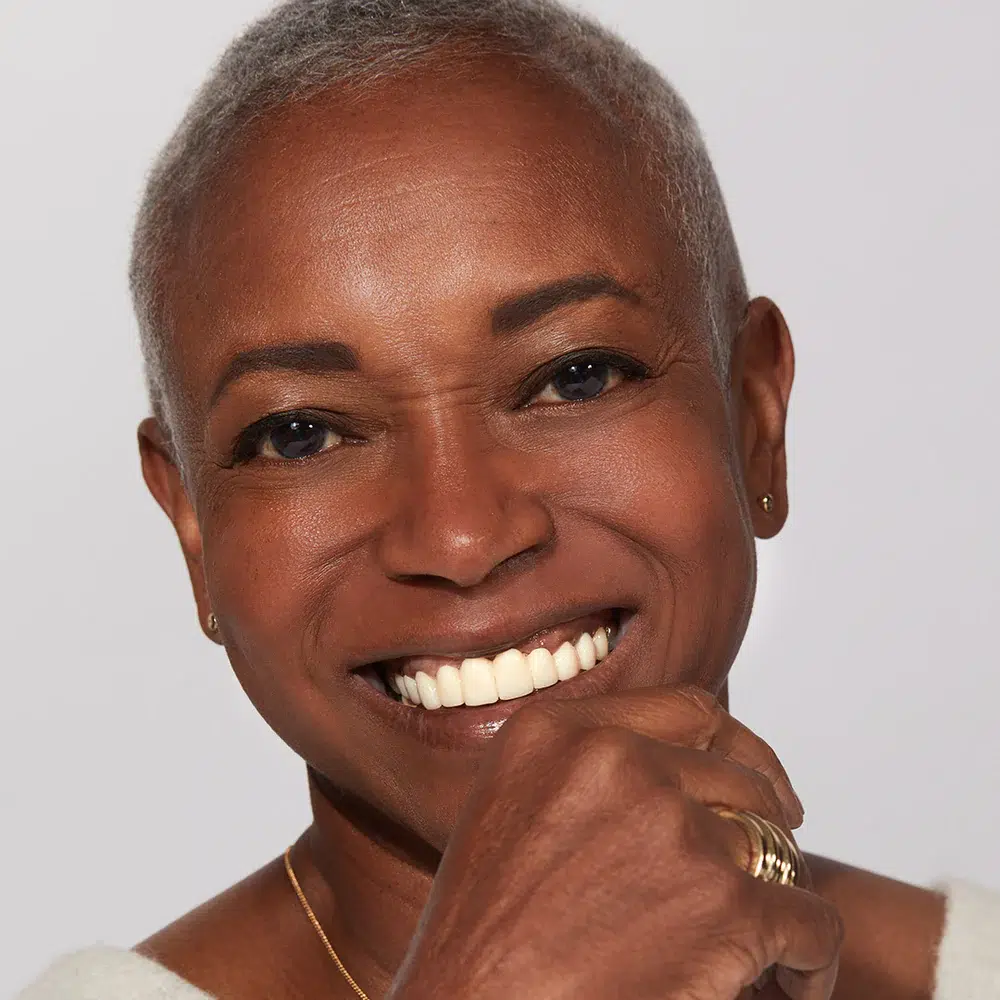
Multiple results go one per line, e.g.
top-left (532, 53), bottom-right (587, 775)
top-left (208, 273), bottom-right (641, 410)
top-left (202, 291), bottom-right (679, 485)
top-left (137, 49), bottom-right (806, 999)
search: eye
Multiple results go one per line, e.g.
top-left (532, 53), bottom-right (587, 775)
top-left (527, 352), bottom-right (644, 406)
top-left (232, 412), bottom-right (345, 463)
top-left (259, 417), bottom-right (341, 460)
top-left (259, 419), bottom-right (341, 459)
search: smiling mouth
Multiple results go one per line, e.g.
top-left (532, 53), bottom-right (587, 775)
top-left (356, 608), bottom-right (632, 710)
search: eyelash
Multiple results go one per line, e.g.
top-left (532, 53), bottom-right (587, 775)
top-left (229, 410), bottom-right (356, 465)
top-left (515, 348), bottom-right (649, 407)
top-left (229, 348), bottom-right (649, 465)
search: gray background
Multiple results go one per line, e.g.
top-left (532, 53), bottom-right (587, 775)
top-left (2, 0), bottom-right (998, 993)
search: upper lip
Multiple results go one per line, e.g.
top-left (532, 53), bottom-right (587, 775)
top-left (351, 604), bottom-right (623, 669)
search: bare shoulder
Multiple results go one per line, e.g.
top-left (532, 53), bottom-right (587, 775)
top-left (807, 853), bottom-right (944, 1000)
top-left (136, 856), bottom-right (338, 1000)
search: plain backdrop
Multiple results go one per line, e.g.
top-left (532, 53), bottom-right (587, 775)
top-left (1, 0), bottom-right (998, 993)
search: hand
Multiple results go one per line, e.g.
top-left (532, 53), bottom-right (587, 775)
top-left (389, 686), bottom-right (842, 1000)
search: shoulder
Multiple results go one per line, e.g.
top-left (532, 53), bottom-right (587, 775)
top-left (19, 855), bottom-right (335, 1000)
top-left (136, 855), bottom-right (329, 1000)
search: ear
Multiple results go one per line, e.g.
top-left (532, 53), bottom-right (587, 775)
top-left (138, 418), bottom-right (220, 642)
top-left (728, 297), bottom-right (795, 539)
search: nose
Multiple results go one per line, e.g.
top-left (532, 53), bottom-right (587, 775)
top-left (376, 413), bottom-right (554, 588)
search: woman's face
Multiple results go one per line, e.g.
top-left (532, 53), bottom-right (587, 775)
top-left (141, 56), bottom-right (790, 850)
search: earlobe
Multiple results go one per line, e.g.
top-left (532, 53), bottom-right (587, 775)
top-left (138, 418), bottom-right (217, 639)
top-left (729, 297), bottom-right (794, 539)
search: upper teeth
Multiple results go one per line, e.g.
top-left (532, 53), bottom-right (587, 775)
top-left (390, 626), bottom-right (612, 709)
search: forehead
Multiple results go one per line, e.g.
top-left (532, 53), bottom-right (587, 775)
top-left (169, 52), bottom-right (691, 374)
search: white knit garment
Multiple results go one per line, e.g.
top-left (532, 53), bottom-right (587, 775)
top-left (934, 880), bottom-right (1000, 1000)
top-left (14, 881), bottom-right (1000, 998)
top-left (14, 946), bottom-right (213, 1000)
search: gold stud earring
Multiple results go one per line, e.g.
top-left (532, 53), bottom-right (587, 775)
top-left (757, 493), bottom-right (775, 514)
top-left (206, 612), bottom-right (219, 633)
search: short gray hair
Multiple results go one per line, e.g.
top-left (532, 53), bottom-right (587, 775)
top-left (129, 0), bottom-right (747, 437)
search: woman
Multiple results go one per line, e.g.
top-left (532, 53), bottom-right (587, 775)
top-left (16, 1), bottom-right (997, 997)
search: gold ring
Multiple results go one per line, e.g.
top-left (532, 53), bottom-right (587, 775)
top-left (712, 807), bottom-right (804, 887)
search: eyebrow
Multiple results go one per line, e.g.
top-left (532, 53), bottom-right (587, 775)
top-left (209, 274), bottom-right (639, 406)
top-left (210, 341), bottom-right (360, 407)
top-left (491, 273), bottom-right (641, 336)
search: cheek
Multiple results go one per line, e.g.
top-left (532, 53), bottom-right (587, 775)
top-left (533, 395), bottom-right (755, 681)
top-left (197, 389), bottom-right (753, 688)
top-left (197, 459), bottom-right (388, 650)
top-left (195, 474), bottom-right (483, 844)
top-left (195, 477), bottom-right (397, 797)
top-left (534, 392), bottom-right (751, 570)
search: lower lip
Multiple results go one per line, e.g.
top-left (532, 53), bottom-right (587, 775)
top-left (349, 613), bottom-right (638, 750)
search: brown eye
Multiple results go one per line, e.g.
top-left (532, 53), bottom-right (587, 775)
top-left (529, 360), bottom-right (625, 405)
top-left (259, 418), bottom-right (342, 460)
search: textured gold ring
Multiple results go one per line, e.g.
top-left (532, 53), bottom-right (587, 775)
top-left (712, 807), bottom-right (804, 887)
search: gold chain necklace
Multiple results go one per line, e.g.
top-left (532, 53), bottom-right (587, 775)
top-left (283, 846), bottom-right (371, 1000)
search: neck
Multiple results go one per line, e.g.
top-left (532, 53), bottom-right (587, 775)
top-left (294, 685), bottom-right (734, 998)
top-left (293, 769), bottom-right (438, 998)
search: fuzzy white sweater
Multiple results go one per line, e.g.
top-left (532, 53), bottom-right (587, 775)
top-left (14, 881), bottom-right (1000, 999)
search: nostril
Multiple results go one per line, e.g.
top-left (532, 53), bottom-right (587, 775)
top-left (494, 544), bottom-right (548, 578)
top-left (377, 470), bottom-right (555, 588)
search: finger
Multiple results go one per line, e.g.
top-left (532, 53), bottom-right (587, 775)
top-left (776, 958), bottom-right (840, 1000)
top-left (757, 884), bottom-right (843, 1000)
top-left (669, 687), bottom-right (803, 829)
top-left (645, 744), bottom-right (792, 833)
top-left (554, 686), bottom-right (804, 827)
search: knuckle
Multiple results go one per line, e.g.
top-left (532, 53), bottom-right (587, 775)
top-left (713, 859), bottom-right (757, 912)
top-left (571, 725), bottom-right (638, 779)
top-left (744, 768), bottom-right (786, 823)
top-left (704, 852), bottom-right (769, 922)
top-left (673, 883), bottom-right (770, 992)
top-left (822, 900), bottom-right (846, 951)
top-left (492, 702), bottom-right (568, 767)
top-left (501, 701), bottom-right (565, 745)
top-left (672, 683), bottom-right (722, 717)
top-left (688, 863), bottom-right (745, 922)
top-left (541, 728), bottom-right (650, 820)
top-left (723, 929), bottom-right (770, 980)
top-left (767, 895), bottom-right (844, 968)
top-left (655, 794), bottom-right (734, 875)
top-left (671, 684), bottom-right (726, 746)
top-left (648, 783), bottom-right (691, 837)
